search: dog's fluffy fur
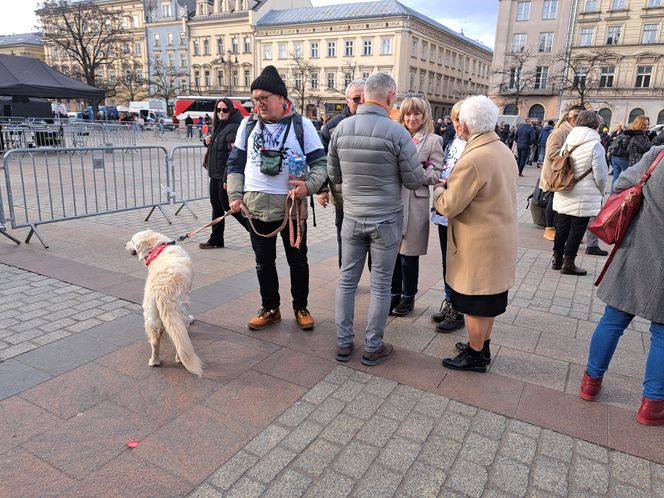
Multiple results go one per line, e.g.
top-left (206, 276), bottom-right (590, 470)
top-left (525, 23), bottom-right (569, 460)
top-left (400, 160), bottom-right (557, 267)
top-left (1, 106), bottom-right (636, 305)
top-left (125, 229), bottom-right (203, 377)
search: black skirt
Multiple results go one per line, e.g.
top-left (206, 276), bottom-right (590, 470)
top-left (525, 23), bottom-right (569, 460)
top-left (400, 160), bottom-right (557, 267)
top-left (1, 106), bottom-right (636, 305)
top-left (451, 288), bottom-right (508, 317)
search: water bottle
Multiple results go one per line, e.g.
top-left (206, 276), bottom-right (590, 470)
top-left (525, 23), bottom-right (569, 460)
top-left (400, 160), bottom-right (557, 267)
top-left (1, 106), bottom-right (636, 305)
top-left (288, 154), bottom-right (306, 185)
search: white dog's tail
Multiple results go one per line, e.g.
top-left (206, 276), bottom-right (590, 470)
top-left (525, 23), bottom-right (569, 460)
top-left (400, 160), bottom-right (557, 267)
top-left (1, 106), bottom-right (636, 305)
top-left (157, 298), bottom-right (203, 377)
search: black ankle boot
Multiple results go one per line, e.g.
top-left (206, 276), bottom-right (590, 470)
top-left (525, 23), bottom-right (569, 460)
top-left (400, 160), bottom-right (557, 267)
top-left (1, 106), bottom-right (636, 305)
top-left (455, 339), bottom-right (491, 362)
top-left (436, 309), bottom-right (465, 332)
top-left (442, 346), bottom-right (487, 372)
top-left (389, 294), bottom-right (401, 315)
top-left (551, 250), bottom-right (563, 270)
top-left (432, 300), bottom-right (452, 323)
top-left (391, 296), bottom-right (415, 317)
top-left (561, 255), bottom-right (587, 276)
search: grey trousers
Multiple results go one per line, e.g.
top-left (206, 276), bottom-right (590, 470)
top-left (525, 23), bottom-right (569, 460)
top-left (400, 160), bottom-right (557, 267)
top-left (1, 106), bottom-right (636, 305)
top-left (585, 216), bottom-right (599, 248)
top-left (335, 214), bottom-right (402, 353)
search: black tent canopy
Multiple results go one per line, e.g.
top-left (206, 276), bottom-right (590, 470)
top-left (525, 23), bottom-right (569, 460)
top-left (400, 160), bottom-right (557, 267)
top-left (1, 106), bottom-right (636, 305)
top-left (0, 54), bottom-right (104, 100)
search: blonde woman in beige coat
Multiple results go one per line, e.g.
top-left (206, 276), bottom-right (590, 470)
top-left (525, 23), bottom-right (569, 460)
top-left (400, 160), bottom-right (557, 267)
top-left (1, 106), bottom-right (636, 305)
top-left (390, 96), bottom-right (444, 316)
top-left (433, 96), bottom-right (518, 372)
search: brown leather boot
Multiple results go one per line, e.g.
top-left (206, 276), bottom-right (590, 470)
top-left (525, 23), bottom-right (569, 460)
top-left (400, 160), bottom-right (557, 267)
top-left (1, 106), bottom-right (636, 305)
top-left (551, 251), bottom-right (564, 270)
top-left (543, 227), bottom-right (556, 241)
top-left (247, 308), bottom-right (281, 330)
top-left (636, 397), bottom-right (664, 426)
top-left (579, 371), bottom-right (603, 401)
top-left (561, 255), bottom-right (587, 275)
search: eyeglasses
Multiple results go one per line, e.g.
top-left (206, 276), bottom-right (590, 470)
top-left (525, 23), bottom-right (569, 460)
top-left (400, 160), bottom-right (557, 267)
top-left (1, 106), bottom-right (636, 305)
top-left (347, 96), bottom-right (362, 103)
top-left (216, 107), bottom-right (229, 113)
top-left (251, 94), bottom-right (275, 105)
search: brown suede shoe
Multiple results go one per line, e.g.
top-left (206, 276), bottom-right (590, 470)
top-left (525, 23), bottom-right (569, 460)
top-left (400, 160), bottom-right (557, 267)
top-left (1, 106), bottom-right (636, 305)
top-left (335, 344), bottom-right (354, 362)
top-left (294, 308), bottom-right (315, 330)
top-left (361, 342), bottom-right (394, 366)
top-left (247, 308), bottom-right (281, 330)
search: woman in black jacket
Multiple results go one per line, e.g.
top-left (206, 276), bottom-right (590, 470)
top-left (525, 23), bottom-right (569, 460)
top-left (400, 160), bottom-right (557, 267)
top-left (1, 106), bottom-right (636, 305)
top-left (625, 115), bottom-right (651, 167)
top-left (200, 98), bottom-right (248, 248)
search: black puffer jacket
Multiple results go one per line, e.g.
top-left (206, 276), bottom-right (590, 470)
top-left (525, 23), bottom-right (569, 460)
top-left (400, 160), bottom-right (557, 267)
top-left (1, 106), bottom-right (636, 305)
top-left (320, 105), bottom-right (352, 153)
top-left (625, 129), bottom-right (651, 166)
top-left (205, 107), bottom-right (244, 181)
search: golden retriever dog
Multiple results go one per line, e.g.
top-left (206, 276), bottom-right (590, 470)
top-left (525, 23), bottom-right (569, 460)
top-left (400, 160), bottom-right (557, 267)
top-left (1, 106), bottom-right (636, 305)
top-left (125, 229), bottom-right (203, 377)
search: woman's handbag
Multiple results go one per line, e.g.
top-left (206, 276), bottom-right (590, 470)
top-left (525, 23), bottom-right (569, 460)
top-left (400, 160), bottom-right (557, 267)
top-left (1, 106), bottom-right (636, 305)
top-left (589, 148), bottom-right (664, 285)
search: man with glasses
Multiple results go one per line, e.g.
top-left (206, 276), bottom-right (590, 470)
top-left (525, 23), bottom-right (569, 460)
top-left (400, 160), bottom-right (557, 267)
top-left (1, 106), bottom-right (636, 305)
top-left (227, 65), bottom-right (328, 331)
top-left (317, 79), bottom-right (365, 267)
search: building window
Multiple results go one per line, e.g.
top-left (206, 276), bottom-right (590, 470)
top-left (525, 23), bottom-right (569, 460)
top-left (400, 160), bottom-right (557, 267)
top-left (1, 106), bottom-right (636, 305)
top-left (421, 41), bottom-right (428, 60)
top-left (263, 43), bottom-right (272, 60)
top-left (122, 42), bottom-right (130, 55)
top-left (180, 53), bottom-right (186, 67)
top-left (278, 44), bottom-right (287, 59)
top-left (162, 3), bottom-right (171, 17)
top-left (244, 36), bottom-right (251, 54)
top-left (135, 42), bottom-right (142, 56)
top-left (516, 1), bottom-right (531, 21)
top-left (180, 33), bottom-right (186, 46)
top-left (168, 54), bottom-right (175, 67)
top-left (327, 41), bottom-right (336, 57)
top-left (310, 42), bottom-right (319, 58)
top-left (599, 66), bottom-right (615, 87)
top-left (193, 40), bottom-right (199, 56)
top-left (327, 72), bottom-right (335, 89)
top-left (635, 66), bottom-right (652, 87)
top-left (232, 71), bottom-right (238, 87)
top-left (411, 38), bottom-right (418, 57)
top-left (132, 15), bottom-right (140, 28)
top-left (430, 44), bottom-right (436, 63)
top-left (203, 39), bottom-right (209, 55)
top-left (217, 70), bottom-right (223, 86)
top-left (584, 0), bottom-right (598, 11)
top-left (534, 66), bottom-right (549, 89)
top-left (204, 70), bottom-right (210, 86)
top-left (610, 0), bottom-right (625, 9)
top-left (310, 72), bottom-right (318, 90)
top-left (167, 33), bottom-right (174, 46)
top-left (244, 70), bottom-right (250, 87)
top-left (294, 73), bottom-right (302, 90)
top-left (438, 47), bottom-right (443, 64)
top-left (345, 40), bottom-right (354, 57)
top-left (294, 42), bottom-right (303, 58)
top-left (419, 71), bottom-right (425, 92)
top-left (539, 32), bottom-right (553, 52)
top-left (344, 72), bottom-right (353, 87)
top-left (380, 37), bottom-right (392, 55)
top-left (217, 38), bottom-right (224, 54)
top-left (109, 69), bottom-right (116, 84)
top-left (361, 71), bottom-right (370, 80)
top-left (512, 33), bottom-right (527, 52)
top-left (647, 0), bottom-right (662, 6)
top-left (136, 68), bottom-right (143, 84)
top-left (642, 24), bottom-right (658, 44)
top-left (232, 37), bottom-right (238, 54)
top-left (579, 27), bottom-right (593, 46)
top-left (509, 67), bottom-right (521, 89)
top-left (409, 71), bottom-right (415, 90)
top-left (543, 0), bottom-right (557, 18)
top-left (194, 71), bottom-right (200, 87)
top-left (607, 26), bottom-right (622, 44)
top-left (363, 39), bottom-right (372, 56)
top-left (154, 34), bottom-right (160, 47)
top-left (573, 67), bottom-right (588, 88)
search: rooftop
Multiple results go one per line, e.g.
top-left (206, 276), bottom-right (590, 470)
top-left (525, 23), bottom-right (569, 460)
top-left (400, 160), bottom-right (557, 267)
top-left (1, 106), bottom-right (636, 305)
top-left (0, 33), bottom-right (43, 48)
top-left (256, 0), bottom-right (491, 53)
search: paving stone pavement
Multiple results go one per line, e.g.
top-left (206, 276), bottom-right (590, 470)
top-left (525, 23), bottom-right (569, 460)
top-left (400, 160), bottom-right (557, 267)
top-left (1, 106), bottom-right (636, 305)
top-left (190, 367), bottom-right (663, 498)
top-left (0, 263), bottom-right (141, 361)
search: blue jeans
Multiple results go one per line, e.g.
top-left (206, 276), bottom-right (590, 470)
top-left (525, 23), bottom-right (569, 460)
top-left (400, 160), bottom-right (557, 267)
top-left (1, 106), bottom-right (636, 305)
top-left (391, 254), bottom-right (419, 298)
top-left (586, 304), bottom-right (664, 400)
top-left (437, 224), bottom-right (452, 302)
top-left (336, 214), bottom-right (402, 353)
top-left (611, 157), bottom-right (629, 192)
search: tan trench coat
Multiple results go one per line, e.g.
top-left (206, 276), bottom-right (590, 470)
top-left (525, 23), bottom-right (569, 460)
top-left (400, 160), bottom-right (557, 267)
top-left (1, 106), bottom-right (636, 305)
top-left (433, 132), bottom-right (518, 296)
top-left (400, 131), bottom-right (444, 256)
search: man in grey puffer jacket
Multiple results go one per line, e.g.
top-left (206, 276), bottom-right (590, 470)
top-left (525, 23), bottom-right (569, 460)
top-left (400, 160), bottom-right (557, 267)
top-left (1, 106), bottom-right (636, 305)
top-left (328, 73), bottom-right (425, 367)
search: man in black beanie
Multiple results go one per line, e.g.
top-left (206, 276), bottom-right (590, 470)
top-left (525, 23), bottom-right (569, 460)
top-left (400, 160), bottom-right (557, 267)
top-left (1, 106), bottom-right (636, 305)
top-left (227, 66), bottom-right (328, 331)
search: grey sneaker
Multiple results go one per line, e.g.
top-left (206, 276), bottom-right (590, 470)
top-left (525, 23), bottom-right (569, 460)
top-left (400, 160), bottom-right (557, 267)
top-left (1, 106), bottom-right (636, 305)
top-left (335, 344), bottom-right (354, 362)
top-left (361, 343), bottom-right (394, 366)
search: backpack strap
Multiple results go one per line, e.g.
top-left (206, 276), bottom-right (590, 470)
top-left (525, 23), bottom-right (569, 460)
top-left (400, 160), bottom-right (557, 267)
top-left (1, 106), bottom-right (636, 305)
top-left (243, 114), bottom-right (306, 154)
top-left (243, 117), bottom-right (258, 151)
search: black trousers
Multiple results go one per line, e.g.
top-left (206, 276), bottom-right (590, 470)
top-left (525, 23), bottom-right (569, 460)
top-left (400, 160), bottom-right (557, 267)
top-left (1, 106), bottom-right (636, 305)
top-left (544, 192), bottom-right (557, 228)
top-left (208, 178), bottom-right (248, 244)
top-left (249, 218), bottom-right (309, 311)
top-left (517, 147), bottom-right (530, 174)
top-left (554, 214), bottom-right (590, 258)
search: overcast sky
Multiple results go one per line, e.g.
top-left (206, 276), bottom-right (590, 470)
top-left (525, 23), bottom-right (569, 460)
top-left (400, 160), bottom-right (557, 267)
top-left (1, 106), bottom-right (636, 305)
top-left (1, 0), bottom-right (497, 49)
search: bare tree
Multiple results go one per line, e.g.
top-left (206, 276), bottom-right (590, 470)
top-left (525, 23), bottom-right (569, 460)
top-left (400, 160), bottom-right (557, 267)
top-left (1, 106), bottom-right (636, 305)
top-left (287, 52), bottom-right (319, 115)
top-left (148, 58), bottom-right (188, 113)
top-left (491, 48), bottom-right (540, 114)
top-left (116, 54), bottom-right (149, 104)
top-left (38, 0), bottom-right (134, 113)
top-left (555, 49), bottom-right (616, 109)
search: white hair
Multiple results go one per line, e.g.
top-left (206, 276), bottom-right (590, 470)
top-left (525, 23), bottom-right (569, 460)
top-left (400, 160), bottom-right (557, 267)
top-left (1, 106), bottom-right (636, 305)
top-left (364, 73), bottom-right (396, 101)
top-left (459, 95), bottom-right (499, 135)
top-left (345, 79), bottom-right (366, 97)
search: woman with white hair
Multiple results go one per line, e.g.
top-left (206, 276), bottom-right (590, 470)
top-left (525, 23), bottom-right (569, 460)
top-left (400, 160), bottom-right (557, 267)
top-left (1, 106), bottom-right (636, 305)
top-left (433, 95), bottom-right (518, 372)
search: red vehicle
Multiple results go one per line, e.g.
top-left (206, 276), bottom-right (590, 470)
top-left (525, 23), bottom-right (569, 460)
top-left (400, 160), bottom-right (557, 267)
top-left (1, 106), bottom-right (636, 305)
top-left (174, 96), bottom-right (252, 121)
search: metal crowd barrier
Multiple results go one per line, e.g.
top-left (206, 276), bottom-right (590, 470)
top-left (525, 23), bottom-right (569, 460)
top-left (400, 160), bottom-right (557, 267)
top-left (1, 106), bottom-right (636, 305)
top-left (0, 122), bottom-right (137, 151)
top-left (2, 145), bottom-right (171, 247)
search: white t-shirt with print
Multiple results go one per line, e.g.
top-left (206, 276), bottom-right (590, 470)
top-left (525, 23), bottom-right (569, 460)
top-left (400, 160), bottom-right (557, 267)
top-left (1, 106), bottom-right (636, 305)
top-left (432, 136), bottom-right (467, 226)
top-left (235, 116), bottom-right (322, 195)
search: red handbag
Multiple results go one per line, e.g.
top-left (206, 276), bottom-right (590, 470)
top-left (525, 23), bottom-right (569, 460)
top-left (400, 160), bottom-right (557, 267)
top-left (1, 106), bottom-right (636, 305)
top-left (590, 148), bottom-right (664, 285)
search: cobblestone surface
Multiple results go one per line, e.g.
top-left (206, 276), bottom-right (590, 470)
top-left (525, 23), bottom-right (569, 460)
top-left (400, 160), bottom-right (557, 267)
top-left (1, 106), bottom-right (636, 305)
top-left (0, 263), bottom-right (141, 361)
top-left (191, 367), bottom-right (660, 497)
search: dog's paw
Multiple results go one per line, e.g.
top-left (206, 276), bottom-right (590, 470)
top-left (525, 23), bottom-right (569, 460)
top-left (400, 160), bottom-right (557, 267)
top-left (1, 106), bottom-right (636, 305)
top-left (148, 359), bottom-right (161, 367)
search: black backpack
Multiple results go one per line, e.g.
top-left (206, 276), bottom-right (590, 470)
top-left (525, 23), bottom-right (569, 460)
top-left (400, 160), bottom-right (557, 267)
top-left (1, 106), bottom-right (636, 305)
top-left (244, 113), bottom-right (305, 153)
top-left (609, 133), bottom-right (629, 158)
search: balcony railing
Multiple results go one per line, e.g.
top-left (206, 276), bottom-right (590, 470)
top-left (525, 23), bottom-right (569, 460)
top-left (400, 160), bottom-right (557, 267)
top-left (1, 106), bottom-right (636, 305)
top-left (499, 84), bottom-right (557, 95)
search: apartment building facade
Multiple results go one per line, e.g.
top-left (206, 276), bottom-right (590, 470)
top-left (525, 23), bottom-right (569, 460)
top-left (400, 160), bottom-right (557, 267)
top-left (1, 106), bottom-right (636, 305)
top-left (253, 1), bottom-right (492, 119)
top-left (0, 33), bottom-right (44, 60)
top-left (491, 0), bottom-right (575, 121)
top-left (563, 0), bottom-right (664, 127)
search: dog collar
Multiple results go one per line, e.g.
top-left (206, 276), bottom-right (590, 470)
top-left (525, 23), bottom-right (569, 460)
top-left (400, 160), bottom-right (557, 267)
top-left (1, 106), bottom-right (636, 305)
top-left (144, 241), bottom-right (175, 267)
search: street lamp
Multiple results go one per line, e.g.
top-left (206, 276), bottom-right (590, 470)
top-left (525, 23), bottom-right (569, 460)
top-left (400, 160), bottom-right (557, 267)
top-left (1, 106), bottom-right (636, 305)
top-left (220, 49), bottom-right (239, 96)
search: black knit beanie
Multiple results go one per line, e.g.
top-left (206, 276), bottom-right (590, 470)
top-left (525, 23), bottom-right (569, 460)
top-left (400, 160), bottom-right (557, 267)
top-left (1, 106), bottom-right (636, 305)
top-left (251, 65), bottom-right (288, 98)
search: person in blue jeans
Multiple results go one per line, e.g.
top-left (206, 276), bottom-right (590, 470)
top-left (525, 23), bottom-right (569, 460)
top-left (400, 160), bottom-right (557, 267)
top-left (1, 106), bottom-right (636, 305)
top-left (580, 145), bottom-right (664, 426)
